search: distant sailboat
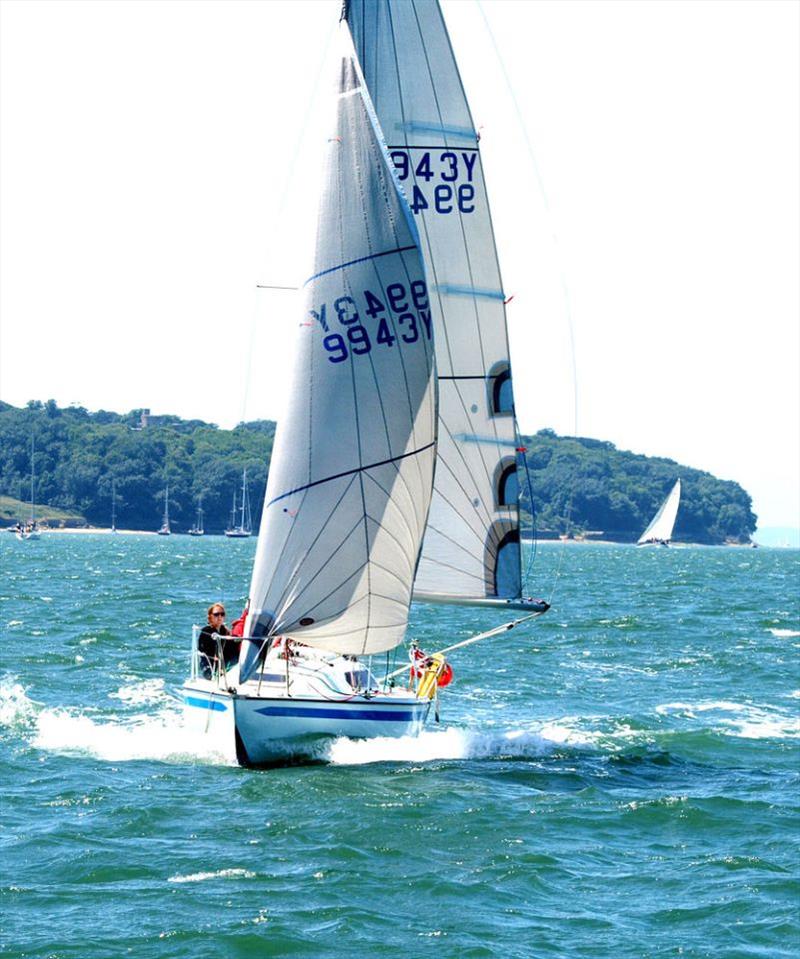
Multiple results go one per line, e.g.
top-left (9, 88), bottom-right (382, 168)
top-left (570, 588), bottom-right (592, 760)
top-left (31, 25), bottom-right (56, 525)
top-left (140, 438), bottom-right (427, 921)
top-left (157, 484), bottom-right (171, 536)
top-left (224, 469), bottom-right (252, 538)
top-left (111, 479), bottom-right (118, 534)
top-left (16, 435), bottom-right (41, 540)
top-left (188, 499), bottom-right (205, 536)
top-left (638, 479), bottom-right (681, 547)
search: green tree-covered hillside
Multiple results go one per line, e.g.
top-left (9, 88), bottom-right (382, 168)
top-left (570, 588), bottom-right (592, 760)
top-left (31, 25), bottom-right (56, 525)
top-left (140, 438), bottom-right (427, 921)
top-left (0, 401), bottom-right (756, 543)
top-left (523, 430), bottom-right (756, 543)
top-left (0, 401), bottom-right (274, 532)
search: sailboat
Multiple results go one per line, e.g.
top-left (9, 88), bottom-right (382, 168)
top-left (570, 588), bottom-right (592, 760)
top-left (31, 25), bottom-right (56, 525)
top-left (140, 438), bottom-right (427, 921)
top-left (16, 436), bottom-right (41, 540)
top-left (637, 479), bottom-right (681, 547)
top-left (157, 484), bottom-right (171, 536)
top-left (183, 0), bottom-right (548, 764)
top-left (224, 469), bottom-right (252, 538)
top-left (110, 478), bottom-right (118, 534)
top-left (188, 500), bottom-right (205, 536)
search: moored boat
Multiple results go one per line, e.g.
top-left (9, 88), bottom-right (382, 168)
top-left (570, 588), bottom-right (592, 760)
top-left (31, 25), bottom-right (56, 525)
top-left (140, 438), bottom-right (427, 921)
top-left (157, 484), bottom-right (171, 535)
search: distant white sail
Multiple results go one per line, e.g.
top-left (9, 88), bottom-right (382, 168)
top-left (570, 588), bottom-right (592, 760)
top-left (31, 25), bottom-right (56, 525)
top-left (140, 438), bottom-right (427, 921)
top-left (243, 53), bottom-right (436, 657)
top-left (638, 479), bottom-right (681, 545)
top-left (346, 0), bottom-right (525, 606)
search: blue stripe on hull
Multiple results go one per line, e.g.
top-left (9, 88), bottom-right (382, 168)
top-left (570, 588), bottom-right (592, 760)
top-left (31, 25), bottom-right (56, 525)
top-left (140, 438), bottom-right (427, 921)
top-left (185, 695), bottom-right (228, 712)
top-left (254, 704), bottom-right (421, 722)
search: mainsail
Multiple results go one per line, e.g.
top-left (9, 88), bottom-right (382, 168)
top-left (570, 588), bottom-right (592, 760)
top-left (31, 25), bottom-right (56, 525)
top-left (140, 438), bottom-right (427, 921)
top-left (346, 0), bottom-right (533, 609)
top-left (243, 53), bottom-right (436, 657)
top-left (638, 479), bottom-right (681, 545)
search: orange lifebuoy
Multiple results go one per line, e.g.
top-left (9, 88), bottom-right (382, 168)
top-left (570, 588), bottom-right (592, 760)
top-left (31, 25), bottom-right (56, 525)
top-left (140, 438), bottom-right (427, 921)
top-left (437, 663), bottom-right (453, 687)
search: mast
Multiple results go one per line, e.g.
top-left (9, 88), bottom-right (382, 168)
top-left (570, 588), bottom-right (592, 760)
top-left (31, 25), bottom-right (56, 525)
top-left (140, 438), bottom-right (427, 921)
top-left (29, 434), bottom-right (36, 525)
top-left (239, 469), bottom-right (249, 533)
top-left (111, 479), bottom-right (117, 532)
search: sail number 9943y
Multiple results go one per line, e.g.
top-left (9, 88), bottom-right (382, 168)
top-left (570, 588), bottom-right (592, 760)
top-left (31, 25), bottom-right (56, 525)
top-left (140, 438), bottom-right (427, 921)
top-left (311, 280), bottom-right (432, 365)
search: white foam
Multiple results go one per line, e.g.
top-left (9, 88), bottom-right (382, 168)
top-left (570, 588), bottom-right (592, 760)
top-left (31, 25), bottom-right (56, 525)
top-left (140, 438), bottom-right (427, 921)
top-left (31, 706), bottom-right (236, 765)
top-left (656, 699), bottom-right (800, 740)
top-left (109, 679), bottom-right (167, 706)
top-left (0, 676), bottom-right (40, 728)
top-left (325, 723), bottom-right (592, 766)
top-left (770, 628), bottom-right (800, 638)
top-left (0, 674), bottom-right (235, 764)
top-left (167, 869), bottom-right (255, 884)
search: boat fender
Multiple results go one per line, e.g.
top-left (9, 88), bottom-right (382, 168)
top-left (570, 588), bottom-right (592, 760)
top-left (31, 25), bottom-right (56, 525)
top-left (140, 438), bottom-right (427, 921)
top-left (416, 653), bottom-right (448, 701)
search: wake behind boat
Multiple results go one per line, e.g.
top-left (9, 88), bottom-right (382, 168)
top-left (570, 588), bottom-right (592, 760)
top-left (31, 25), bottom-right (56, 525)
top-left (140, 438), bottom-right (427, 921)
top-left (183, 0), bottom-right (548, 763)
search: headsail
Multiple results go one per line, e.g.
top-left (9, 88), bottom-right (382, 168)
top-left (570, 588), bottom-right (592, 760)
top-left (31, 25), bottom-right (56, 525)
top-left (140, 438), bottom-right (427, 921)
top-left (638, 479), bottom-right (681, 545)
top-left (346, 0), bottom-right (532, 609)
top-left (243, 52), bottom-right (436, 657)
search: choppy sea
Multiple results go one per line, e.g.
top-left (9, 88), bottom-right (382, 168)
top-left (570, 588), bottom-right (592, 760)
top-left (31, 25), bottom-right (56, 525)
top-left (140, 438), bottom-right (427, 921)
top-left (1, 535), bottom-right (798, 958)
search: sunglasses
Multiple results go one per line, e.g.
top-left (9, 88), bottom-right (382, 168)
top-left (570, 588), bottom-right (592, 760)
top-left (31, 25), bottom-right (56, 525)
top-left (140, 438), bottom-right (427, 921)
top-left (211, 611), bottom-right (225, 617)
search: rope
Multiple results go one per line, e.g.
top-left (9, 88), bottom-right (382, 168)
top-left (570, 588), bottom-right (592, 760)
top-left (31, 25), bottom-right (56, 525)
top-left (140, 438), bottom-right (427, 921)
top-left (238, 16), bottom-right (339, 427)
top-left (515, 424), bottom-right (537, 589)
top-left (383, 609), bottom-right (546, 683)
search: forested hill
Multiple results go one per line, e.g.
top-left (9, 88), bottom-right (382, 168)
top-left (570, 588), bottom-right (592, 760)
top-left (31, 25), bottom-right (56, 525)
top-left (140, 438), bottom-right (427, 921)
top-left (523, 430), bottom-right (756, 544)
top-left (0, 401), bottom-right (756, 543)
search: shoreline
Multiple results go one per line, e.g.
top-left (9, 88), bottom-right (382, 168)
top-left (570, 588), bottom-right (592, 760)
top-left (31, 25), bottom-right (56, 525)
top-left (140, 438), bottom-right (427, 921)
top-left (5, 526), bottom-right (775, 547)
top-left (5, 526), bottom-right (155, 536)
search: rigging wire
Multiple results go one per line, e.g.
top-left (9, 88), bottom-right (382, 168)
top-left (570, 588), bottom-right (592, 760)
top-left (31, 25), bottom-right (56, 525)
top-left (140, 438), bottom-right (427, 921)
top-left (475, 0), bottom-right (581, 605)
top-left (237, 16), bottom-right (340, 429)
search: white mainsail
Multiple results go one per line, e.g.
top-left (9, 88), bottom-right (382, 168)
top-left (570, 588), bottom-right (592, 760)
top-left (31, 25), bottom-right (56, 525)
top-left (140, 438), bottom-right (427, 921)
top-left (638, 479), bottom-right (681, 545)
top-left (346, 0), bottom-right (529, 607)
top-left (243, 53), bottom-right (436, 657)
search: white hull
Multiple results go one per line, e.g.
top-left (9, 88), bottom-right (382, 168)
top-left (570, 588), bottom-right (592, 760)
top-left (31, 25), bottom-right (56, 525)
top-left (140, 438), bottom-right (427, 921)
top-left (224, 529), bottom-right (251, 538)
top-left (183, 633), bottom-right (431, 764)
top-left (16, 529), bottom-right (41, 541)
top-left (183, 681), bottom-right (428, 765)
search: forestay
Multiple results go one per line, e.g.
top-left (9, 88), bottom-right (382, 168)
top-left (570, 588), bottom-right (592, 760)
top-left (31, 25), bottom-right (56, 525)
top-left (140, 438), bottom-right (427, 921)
top-left (243, 53), bottom-right (436, 657)
top-left (346, 0), bottom-right (525, 605)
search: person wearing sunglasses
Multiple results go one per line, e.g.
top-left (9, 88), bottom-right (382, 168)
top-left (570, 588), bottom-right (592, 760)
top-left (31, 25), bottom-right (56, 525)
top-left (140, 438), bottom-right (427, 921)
top-left (197, 603), bottom-right (240, 679)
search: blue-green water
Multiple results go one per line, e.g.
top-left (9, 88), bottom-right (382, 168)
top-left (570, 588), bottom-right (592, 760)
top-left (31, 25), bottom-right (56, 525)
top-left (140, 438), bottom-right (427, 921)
top-left (2, 536), bottom-right (798, 958)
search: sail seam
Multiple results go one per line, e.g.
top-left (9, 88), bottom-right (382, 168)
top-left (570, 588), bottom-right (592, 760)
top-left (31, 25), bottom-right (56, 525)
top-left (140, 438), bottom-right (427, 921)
top-left (438, 374), bottom-right (502, 380)
top-left (386, 144), bottom-right (479, 153)
top-left (272, 511), bottom-right (365, 628)
top-left (304, 244), bottom-right (417, 286)
top-left (266, 441), bottom-right (436, 508)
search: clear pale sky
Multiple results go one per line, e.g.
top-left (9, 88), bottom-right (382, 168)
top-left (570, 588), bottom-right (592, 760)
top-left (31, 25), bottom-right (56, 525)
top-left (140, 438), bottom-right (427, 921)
top-left (1, 0), bottom-right (797, 531)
